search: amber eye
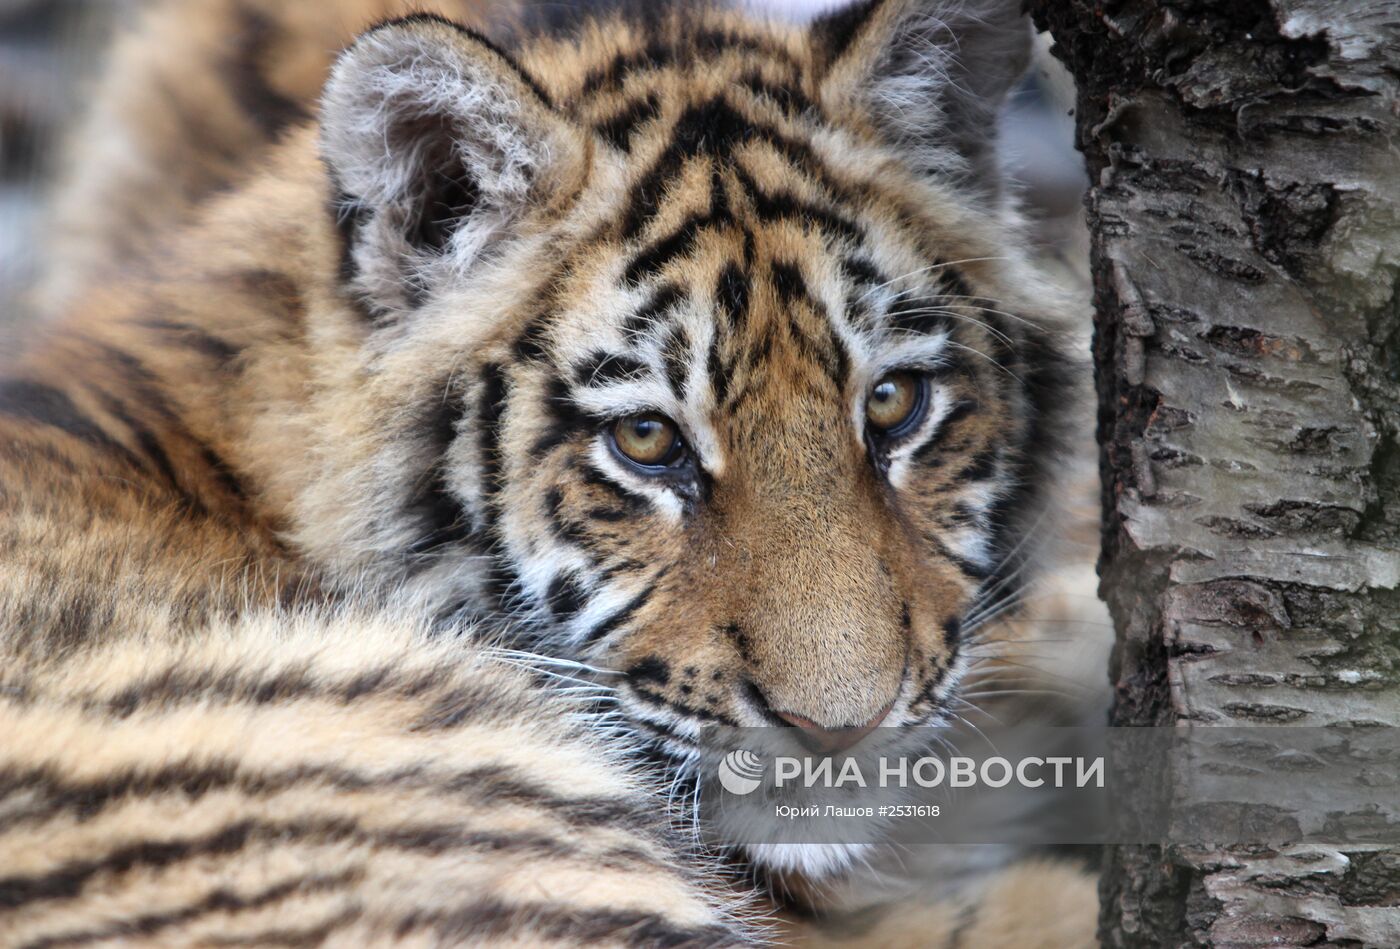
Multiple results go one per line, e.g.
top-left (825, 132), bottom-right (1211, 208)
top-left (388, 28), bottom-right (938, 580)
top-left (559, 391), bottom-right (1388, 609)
top-left (866, 372), bottom-right (926, 435)
top-left (611, 414), bottom-right (684, 468)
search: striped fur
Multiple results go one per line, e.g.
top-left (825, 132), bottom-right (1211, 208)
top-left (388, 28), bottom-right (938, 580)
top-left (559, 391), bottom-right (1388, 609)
top-left (6, 0), bottom-right (1094, 943)
top-left (0, 617), bottom-right (756, 946)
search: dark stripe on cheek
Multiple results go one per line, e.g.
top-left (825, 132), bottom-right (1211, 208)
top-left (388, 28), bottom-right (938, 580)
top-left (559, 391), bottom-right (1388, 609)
top-left (530, 375), bottom-right (593, 457)
top-left (580, 583), bottom-right (655, 647)
top-left (840, 256), bottom-right (885, 289)
top-left (546, 573), bottom-right (587, 620)
top-left (406, 386), bottom-right (474, 557)
top-left (956, 448), bottom-right (1000, 483)
top-left (477, 366), bottom-right (509, 499)
top-left (579, 463), bottom-right (650, 516)
top-left (943, 616), bottom-right (962, 645)
top-left (937, 266), bottom-right (975, 301)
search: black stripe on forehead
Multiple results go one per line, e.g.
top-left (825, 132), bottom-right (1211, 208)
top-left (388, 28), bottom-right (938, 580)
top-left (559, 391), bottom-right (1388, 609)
top-left (577, 27), bottom-right (802, 97)
top-left (622, 283), bottom-right (686, 339)
top-left (594, 92), bottom-right (663, 151)
top-left (732, 166), bottom-right (863, 246)
top-left (765, 260), bottom-right (851, 391)
top-left (573, 351), bottom-right (650, 387)
top-left (621, 95), bottom-right (845, 242)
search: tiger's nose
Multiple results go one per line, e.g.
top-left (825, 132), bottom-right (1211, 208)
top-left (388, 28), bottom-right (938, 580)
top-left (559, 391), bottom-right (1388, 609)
top-left (771, 701), bottom-right (894, 754)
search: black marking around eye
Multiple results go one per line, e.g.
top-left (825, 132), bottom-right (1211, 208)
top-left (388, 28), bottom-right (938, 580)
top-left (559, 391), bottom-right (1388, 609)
top-left (913, 398), bottom-right (978, 465)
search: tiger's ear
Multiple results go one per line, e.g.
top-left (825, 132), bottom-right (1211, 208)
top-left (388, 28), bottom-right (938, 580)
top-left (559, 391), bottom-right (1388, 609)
top-left (321, 16), bottom-right (585, 318)
top-left (811, 0), bottom-right (1031, 197)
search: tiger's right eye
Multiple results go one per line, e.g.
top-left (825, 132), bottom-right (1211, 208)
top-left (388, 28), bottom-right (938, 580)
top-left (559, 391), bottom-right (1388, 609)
top-left (866, 371), bottom-right (927, 437)
top-left (610, 414), bottom-right (685, 469)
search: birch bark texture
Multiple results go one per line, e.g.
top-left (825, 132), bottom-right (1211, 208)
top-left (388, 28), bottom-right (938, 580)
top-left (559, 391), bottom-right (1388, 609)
top-left (1028, 2), bottom-right (1400, 947)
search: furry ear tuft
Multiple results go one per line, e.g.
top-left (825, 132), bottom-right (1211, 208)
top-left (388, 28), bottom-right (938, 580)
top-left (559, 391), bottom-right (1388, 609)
top-left (813, 0), bottom-right (1032, 197)
top-left (321, 17), bottom-right (583, 319)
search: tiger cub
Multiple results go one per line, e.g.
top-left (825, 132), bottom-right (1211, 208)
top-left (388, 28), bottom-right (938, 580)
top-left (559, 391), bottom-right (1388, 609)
top-left (3, 0), bottom-right (1093, 944)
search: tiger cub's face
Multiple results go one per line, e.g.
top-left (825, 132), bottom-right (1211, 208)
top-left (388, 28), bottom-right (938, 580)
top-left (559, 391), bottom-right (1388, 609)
top-left (316, 0), bottom-right (1072, 859)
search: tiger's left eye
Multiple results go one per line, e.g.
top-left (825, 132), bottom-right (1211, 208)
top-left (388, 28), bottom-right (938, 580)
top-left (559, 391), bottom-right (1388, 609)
top-left (866, 372), bottom-right (927, 436)
top-left (610, 413), bottom-right (685, 468)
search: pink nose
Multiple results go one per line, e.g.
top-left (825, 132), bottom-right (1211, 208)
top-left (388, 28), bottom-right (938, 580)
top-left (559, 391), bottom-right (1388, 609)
top-left (772, 701), bottom-right (893, 754)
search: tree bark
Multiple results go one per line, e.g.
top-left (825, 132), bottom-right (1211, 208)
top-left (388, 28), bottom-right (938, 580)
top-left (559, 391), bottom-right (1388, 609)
top-left (1028, 2), bottom-right (1400, 946)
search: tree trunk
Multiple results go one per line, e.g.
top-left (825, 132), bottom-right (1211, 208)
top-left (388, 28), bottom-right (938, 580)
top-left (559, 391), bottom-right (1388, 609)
top-left (1028, 2), bottom-right (1400, 946)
